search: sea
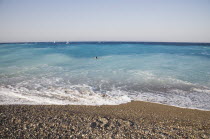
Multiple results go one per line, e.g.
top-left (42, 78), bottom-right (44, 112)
top-left (0, 42), bottom-right (210, 110)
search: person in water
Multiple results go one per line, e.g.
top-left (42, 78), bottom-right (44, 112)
top-left (95, 56), bottom-right (98, 59)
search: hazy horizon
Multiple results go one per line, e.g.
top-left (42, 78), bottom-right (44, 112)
top-left (0, 0), bottom-right (210, 43)
top-left (1, 41), bottom-right (210, 44)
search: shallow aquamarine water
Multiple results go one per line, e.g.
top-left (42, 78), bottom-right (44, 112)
top-left (0, 42), bottom-right (210, 110)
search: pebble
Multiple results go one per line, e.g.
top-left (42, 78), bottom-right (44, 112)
top-left (0, 105), bottom-right (209, 138)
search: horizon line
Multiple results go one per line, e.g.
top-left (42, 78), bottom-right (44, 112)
top-left (1, 41), bottom-right (210, 44)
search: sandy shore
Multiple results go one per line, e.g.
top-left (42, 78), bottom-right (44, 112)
top-left (0, 101), bottom-right (210, 138)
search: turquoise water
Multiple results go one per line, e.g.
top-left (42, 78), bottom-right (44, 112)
top-left (0, 42), bottom-right (210, 110)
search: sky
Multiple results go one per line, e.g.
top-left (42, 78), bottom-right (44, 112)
top-left (0, 0), bottom-right (210, 43)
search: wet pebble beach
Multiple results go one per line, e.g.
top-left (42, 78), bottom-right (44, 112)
top-left (1, 101), bottom-right (210, 138)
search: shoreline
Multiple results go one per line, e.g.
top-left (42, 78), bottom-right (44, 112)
top-left (1, 100), bottom-right (209, 111)
top-left (1, 101), bottom-right (210, 138)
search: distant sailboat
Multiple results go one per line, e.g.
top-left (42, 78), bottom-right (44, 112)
top-left (66, 41), bottom-right (69, 44)
top-left (53, 41), bottom-right (56, 44)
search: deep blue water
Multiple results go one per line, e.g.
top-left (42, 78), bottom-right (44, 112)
top-left (0, 42), bottom-right (210, 110)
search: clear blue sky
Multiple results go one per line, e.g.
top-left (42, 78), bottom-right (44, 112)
top-left (0, 0), bottom-right (210, 42)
